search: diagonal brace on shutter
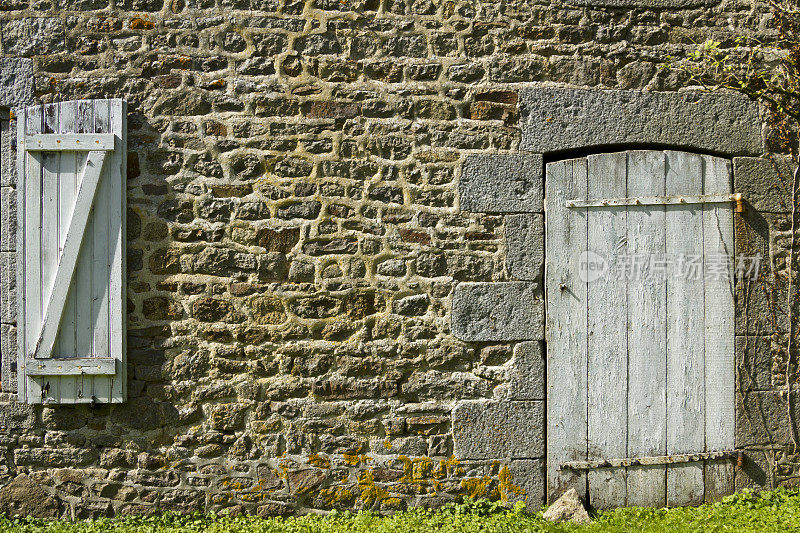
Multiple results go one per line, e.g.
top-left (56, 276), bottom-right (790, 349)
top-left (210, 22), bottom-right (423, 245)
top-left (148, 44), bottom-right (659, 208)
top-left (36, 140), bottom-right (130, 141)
top-left (32, 150), bottom-right (108, 359)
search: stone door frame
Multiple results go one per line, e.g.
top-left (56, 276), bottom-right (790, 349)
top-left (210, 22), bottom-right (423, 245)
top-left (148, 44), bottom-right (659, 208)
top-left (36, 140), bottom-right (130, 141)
top-left (451, 86), bottom-right (770, 506)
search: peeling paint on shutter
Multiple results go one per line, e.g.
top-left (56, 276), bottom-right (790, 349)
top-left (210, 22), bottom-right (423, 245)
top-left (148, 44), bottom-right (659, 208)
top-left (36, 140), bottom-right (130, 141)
top-left (17, 100), bottom-right (127, 404)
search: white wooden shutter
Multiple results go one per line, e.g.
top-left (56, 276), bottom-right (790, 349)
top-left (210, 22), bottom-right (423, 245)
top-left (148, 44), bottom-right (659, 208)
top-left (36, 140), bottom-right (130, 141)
top-left (17, 100), bottom-right (126, 404)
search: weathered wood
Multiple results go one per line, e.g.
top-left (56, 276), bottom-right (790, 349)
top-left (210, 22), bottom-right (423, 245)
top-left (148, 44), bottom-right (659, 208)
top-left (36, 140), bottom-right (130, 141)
top-left (18, 99), bottom-right (126, 404)
top-left (33, 150), bottom-right (107, 360)
top-left (562, 450), bottom-right (737, 470)
top-left (25, 133), bottom-right (115, 151)
top-left (566, 193), bottom-right (738, 208)
top-left (26, 358), bottom-right (115, 376)
top-left (702, 155), bottom-right (735, 502)
top-left (586, 152), bottom-right (628, 509)
top-left (92, 99), bottom-right (112, 403)
top-left (15, 108), bottom-right (25, 396)
top-left (21, 105), bottom-right (43, 402)
top-left (665, 151), bottom-right (706, 506)
top-left (625, 150), bottom-right (667, 508)
top-left (40, 105), bottom-right (61, 400)
top-left (55, 99), bottom-right (79, 400)
top-left (108, 99), bottom-right (127, 403)
top-left (546, 150), bottom-right (736, 507)
top-left (545, 158), bottom-right (589, 503)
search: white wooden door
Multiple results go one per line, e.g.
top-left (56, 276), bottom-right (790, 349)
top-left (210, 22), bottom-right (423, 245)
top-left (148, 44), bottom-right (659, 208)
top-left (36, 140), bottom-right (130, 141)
top-left (17, 100), bottom-right (126, 404)
top-left (545, 150), bottom-right (734, 508)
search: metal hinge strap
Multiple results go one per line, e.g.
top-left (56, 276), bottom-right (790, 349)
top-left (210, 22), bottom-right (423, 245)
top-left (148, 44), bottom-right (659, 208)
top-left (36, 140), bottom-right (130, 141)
top-left (560, 450), bottom-right (740, 470)
top-left (566, 193), bottom-right (743, 209)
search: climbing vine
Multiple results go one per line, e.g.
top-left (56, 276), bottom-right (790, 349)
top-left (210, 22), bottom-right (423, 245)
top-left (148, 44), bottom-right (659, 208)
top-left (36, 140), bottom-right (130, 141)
top-left (667, 0), bottom-right (800, 454)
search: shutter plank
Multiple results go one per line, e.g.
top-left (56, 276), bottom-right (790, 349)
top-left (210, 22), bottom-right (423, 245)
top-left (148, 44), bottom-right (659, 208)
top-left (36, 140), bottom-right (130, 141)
top-left (15, 111), bottom-right (26, 396)
top-left (108, 99), bottom-right (126, 402)
top-left (702, 155), bottom-right (735, 501)
top-left (75, 101), bottom-right (95, 401)
top-left (665, 151), bottom-right (705, 506)
top-left (56, 100), bottom-right (79, 401)
top-left (626, 150), bottom-right (668, 508)
top-left (546, 158), bottom-right (589, 502)
top-left (91, 99), bottom-right (111, 402)
top-left (587, 152), bottom-right (628, 509)
top-left (41, 104), bottom-right (61, 401)
top-left (23, 106), bottom-right (43, 403)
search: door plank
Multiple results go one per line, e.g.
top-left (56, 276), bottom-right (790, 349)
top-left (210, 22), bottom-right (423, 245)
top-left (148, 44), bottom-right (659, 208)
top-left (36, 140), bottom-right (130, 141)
top-left (546, 158), bottom-right (589, 503)
top-left (587, 152), bottom-right (628, 509)
top-left (702, 155), bottom-right (735, 502)
top-left (626, 150), bottom-right (668, 508)
top-left (665, 151), bottom-right (706, 506)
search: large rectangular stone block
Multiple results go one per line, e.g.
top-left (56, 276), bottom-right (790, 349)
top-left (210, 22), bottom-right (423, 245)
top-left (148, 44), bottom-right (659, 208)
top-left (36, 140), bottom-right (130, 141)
top-left (460, 154), bottom-right (543, 213)
top-left (1, 187), bottom-right (16, 252)
top-left (520, 88), bottom-right (763, 156)
top-left (735, 335), bottom-right (774, 392)
top-left (0, 396), bottom-right (33, 429)
top-left (0, 58), bottom-right (34, 110)
top-left (505, 214), bottom-right (543, 281)
top-left (735, 390), bottom-right (800, 448)
top-left (452, 400), bottom-right (544, 459)
top-left (510, 341), bottom-right (545, 400)
top-left (0, 19), bottom-right (65, 58)
top-left (451, 282), bottom-right (543, 341)
top-left (505, 459), bottom-right (545, 507)
top-left (1, 324), bottom-right (16, 394)
top-left (733, 157), bottom-right (794, 213)
top-left (0, 252), bottom-right (15, 324)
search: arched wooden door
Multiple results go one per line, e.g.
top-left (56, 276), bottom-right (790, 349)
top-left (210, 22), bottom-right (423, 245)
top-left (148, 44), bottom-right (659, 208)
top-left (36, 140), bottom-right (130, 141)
top-left (545, 150), bottom-right (735, 508)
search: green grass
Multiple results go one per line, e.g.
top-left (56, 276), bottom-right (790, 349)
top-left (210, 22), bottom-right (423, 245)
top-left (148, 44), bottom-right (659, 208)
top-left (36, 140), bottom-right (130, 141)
top-left (2, 488), bottom-right (800, 533)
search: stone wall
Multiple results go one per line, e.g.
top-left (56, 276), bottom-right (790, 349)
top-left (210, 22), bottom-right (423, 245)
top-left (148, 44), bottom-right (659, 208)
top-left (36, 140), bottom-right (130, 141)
top-left (0, 0), bottom-right (796, 519)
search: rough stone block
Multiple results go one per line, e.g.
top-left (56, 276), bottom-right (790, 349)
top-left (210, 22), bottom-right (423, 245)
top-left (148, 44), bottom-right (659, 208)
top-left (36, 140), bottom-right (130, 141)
top-left (0, 399), bottom-right (34, 429)
top-left (1, 325), bottom-right (16, 394)
top-left (520, 88), bottom-right (763, 156)
top-left (460, 154), bottom-right (543, 213)
top-left (0, 58), bottom-right (35, 110)
top-left (735, 448), bottom-right (774, 491)
top-left (735, 336), bottom-right (774, 392)
top-left (510, 341), bottom-right (545, 400)
top-left (735, 390), bottom-right (800, 448)
top-left (0, 252), bottom-right (16, 324)
top-left (505, 214), bottom-right (543, 281)
top-left (452, 282), bottom-right (543, 341)
top-left (733, 157), bottom-right (794, 213)
top-left (452, 400), bottom-right (544, 459)
top-left (1, 187), bottom-right (16, 251)
top-left (505, 459), bottom-right (545, 506)
top-left (1, 19), bottom-right (66, 58)
top-left (565, 0), bottom-right (713, 6)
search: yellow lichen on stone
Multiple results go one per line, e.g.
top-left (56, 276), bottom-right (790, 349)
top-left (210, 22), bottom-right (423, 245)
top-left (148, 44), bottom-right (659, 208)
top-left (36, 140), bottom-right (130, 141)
top-left (498, 465), bottom-right (526, 504)
top-left (358, 470), bottom-right (389, 506)
top-left (307, 453), bottom-right (331, 468)
top-left (460, 476), bottom-right (494, 499)
top-left (320, 486), bottom-right (356, 506)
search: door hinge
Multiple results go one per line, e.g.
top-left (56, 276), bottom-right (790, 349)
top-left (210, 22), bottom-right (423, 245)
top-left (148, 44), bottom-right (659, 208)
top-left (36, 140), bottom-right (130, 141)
top-left (560, 450), bottom-right (741, 470)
